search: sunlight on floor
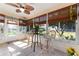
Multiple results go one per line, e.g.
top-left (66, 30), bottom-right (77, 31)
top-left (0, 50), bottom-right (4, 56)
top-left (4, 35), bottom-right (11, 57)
top-left (8, 47), bottom-right (15, 52)
top-left (13, 41), bottom-right (23, 45)
top-left (7, 41), bottom-right (31, 56)
top-left (13, 52), bottom-right (21, 56)
top-left (13, 41), bottom-right (31, 49)
top-left (22, 45), bottom-right (31, 49)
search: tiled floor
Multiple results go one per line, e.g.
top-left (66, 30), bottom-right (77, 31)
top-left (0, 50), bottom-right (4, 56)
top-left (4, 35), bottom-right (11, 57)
top-left (0, 39), bottom-right (67, 56)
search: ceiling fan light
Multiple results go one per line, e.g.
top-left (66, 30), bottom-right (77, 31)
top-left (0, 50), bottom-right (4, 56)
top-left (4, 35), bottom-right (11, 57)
top-left (20, 8), bottom-right (24, 12)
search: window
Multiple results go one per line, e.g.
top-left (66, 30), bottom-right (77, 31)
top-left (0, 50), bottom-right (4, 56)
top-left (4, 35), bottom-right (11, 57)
top-left (48, 20), bottom-right (76, 41)
top-left (7, 24), bottom-right (18, 36)
top-left (7, 20), bottom-right (18, 36)
top-left (19, 26), bottom-right (27, 33)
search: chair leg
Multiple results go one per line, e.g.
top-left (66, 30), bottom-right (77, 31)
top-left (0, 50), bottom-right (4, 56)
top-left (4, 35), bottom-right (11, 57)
top-left (40, 36), bottom-right (42, 49)
top-left (33, 34), bottom-right (36, 52)
top-left (37, 34), bottom-right (39, 46)
top-left (33, 42), bottom-right (36, 52)
top-left (46, 40), bottom-right (49, 49)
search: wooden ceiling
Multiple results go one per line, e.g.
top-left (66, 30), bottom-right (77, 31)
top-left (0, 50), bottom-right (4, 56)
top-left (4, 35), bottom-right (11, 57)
top-left (48, 4), bottom-right (77, 24)
top-left (25, 4), bottom-right (77, 26)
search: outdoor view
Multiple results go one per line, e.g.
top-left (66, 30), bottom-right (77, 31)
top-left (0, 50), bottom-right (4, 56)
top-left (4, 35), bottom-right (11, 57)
top-left (38, 20), bottom-right (76, 41)
top-left (7, 24), bottom-right (18, 36)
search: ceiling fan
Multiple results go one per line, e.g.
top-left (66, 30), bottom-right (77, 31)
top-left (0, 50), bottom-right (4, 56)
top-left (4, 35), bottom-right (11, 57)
top-left (6, 3), bottom-right (34, 14)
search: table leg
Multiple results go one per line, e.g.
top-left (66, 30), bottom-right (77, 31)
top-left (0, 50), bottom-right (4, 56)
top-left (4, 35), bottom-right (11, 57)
top-left (33, 34), bottom-right (36, 52)
top-left (33, 42), bottom-right (36, 52)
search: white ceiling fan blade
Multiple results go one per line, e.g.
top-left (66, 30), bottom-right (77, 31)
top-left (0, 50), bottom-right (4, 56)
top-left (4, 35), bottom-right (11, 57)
top-left (16, 9), bottom-right (21, 13)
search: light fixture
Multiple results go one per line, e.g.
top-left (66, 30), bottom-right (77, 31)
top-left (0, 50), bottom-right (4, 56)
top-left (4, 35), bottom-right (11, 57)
top-left (20, 8), bottom-right (24, 12)
top-left (6, 3), bottom-right (34, 14)
top-left (16, 8), bottom-right (24, 13)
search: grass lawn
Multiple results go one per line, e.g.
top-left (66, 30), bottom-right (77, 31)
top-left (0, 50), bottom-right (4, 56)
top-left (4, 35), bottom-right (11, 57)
top-left (42, 31), bottom-right (76, 39)
top-left (5, 31), bottom-right (17, 36)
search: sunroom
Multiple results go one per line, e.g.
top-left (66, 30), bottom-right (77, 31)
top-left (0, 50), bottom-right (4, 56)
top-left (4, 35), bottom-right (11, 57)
top-left (0, 3), bottom-right (78, 56)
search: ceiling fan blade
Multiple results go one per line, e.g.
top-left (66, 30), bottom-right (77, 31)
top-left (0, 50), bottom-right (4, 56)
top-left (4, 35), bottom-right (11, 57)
top-left (16, 9), bottom-right (21, 13)
top-left (6, 3), bottom-right (19, 8)
top-left (16, 3), bottom-right (34, 11)
top-left (16, 3), bottom-right (24, 8)
top-left (24, 10), bottom-right (30, 14)
top-left (24, 4), bottom-right (34, 11)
